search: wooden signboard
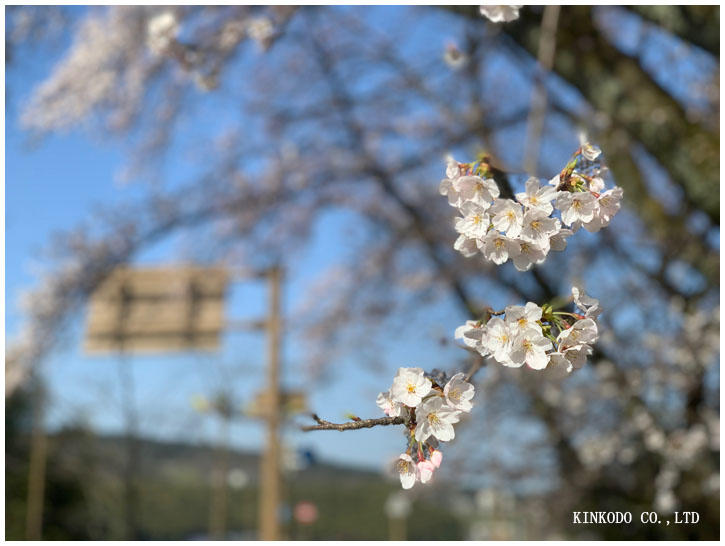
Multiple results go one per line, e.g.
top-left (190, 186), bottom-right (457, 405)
top-left (84, 266), bottom-right (229, 354)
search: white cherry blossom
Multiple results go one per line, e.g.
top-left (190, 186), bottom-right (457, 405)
top-left (454, 320), bottom-right (486, 350)
top-left (455, 201), bottom-right (490, 240)
top-left (483, 317), bottom-right (516, 366)
top-left (453, 233), bottom-right (480, 257)
top-left (479, 5), bottom-right (522, 23)
top-left (445, 156), bottom-right (465, 180)
top-left (512, 239), bottom-right (547, 271)
top-left (581, 142), bottom-right (602, 161)
top-left (454, 175), bottom-right (500, 206)
top-left (572, 286), bottom-right (602, 319)
top-left (509, 330), bottom-right (553, 369)
top-left (396, 454), bottom-right (418, 489)
top-left (443, 372), bottom-right (475, 412)
top-left (439, 176), bottom-right (456, 204)
top-left (520, 208), bottom-right (560, 247)
top-left (549, 227), bottom-right (573, 251)
top-left (548, 351), bottom-right (574, 374)
top-left (561, 344), bottom-right (592, 370)
top-left (376, 390), bottom-right (403, 417)
top-left (549, 344), bottom-right (592, 373)
top-left (391, 367), bottom-right (432, 407)
top-left (588, 176), bottom-right (605, 192)
top-left (505, 302), bottom-right (543, 335)
top-left (596, 186), bottom-right (624, 221)
top-left (414, 397), bottom-right (461, 442)
top-left (516, 177), bottom-right (558, 215)
top-left (557, 318), bottom-right (598, 349)
top-left (482, 230), bottom-right (520, 265)
top-left (582, 213), bottom-right (607, 233)
top-left (557, 192), bottom-right (598, 226)
top-left (489, 198), bottom-right (523, 238)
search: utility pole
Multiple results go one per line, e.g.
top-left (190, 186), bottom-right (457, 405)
top-left (258, 265), bottom-right (282, 540)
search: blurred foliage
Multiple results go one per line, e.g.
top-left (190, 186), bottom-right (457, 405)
top-left (6, 384), bottom-right (94, 540)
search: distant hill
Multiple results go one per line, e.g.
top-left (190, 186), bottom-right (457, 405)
top-left (8, 427), bottom-right (465, 540)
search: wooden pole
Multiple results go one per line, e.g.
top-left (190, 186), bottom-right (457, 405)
top-left (25, 382), bottom-right (47, 540)
top-left (389, 517), bottom-right (406, 541)
top-left (258, 265), bottom-right (282, 540)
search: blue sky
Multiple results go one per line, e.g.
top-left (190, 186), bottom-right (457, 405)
top-left (4, 9), bottom-right (474, 475)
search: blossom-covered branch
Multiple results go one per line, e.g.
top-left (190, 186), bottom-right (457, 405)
top-left (304, 143), bottom-right (620, 490)
top-left (303, 368), bottom-right (475, 490)
top-left (440, 143), bottom-right (623, 269)
top-left (456, 285), bottom-right (602, 374)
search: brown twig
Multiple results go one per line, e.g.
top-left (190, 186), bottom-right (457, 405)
top-left (301, 414), bottom-right (405, 432)
top-left (464, 353), bottom-right (486, 382)
top-left (485, 306), bottom-right (505, 317)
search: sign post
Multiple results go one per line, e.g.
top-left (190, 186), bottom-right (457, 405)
top-left (83, 266), bottom-right (230, 540)
top-left (29, 264), bottom-right (289, 540)
top-left (84, 267), bottom-right (229, 354)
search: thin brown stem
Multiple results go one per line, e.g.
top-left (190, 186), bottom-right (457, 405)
top-left (301, 414), bottom-right (405, 432)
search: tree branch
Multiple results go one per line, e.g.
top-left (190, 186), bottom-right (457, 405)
top-left (301, 414), bottom-right (405, 432)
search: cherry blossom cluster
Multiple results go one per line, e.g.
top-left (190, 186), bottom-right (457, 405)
top-left (439, 144), bottom-right (623, 270)
top-left (455, 286), bottom-right (601, 373)
top-left (376, 367), bottom-right (475, 489)
top-left (479, 5), bottom-right (522, 23)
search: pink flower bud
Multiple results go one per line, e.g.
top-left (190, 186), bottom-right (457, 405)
top-left (417, 460), bottom-right (436, 484)
top-left (430, 449), bottom-right (443, 468)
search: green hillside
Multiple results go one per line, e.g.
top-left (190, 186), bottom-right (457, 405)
top-left (7, 422), bottom-right (464, 540)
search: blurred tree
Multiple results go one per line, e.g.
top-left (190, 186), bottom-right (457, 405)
top-left (5, 381), bottom-right (96, 540)
top-left (6, 5), bottom-right (719, 539)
